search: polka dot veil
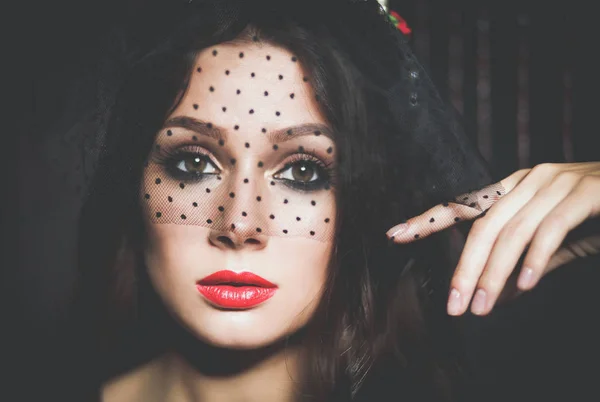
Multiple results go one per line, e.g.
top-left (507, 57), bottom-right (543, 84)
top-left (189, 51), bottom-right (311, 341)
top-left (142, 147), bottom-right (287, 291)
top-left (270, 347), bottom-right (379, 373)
top-left (68, 0), bottom-right (510, 263)
top-left (141, 43), bottom-right (336, 242)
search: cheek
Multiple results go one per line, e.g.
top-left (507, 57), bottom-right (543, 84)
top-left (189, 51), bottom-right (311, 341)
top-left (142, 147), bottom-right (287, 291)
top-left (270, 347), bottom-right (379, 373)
top-left (272, 238), bottom-right (332, 299)
top-left (142, 225), bottom-right (213, 286)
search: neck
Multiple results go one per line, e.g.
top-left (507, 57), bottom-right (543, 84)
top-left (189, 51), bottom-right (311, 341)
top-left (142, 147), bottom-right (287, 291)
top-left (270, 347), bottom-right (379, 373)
top-left (147, 322), bottom-right (306, 402)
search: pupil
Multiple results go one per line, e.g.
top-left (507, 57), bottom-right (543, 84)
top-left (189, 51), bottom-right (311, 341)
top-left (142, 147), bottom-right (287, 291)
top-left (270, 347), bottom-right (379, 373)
top-left (292, 162), bottom-right (314, 182)
top-left (185, 156), bottom-right (206, 172)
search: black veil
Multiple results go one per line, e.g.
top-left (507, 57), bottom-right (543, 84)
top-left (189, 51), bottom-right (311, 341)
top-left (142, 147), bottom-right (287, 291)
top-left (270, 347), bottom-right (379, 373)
top-left (38, 0), bottom-right (503, 211)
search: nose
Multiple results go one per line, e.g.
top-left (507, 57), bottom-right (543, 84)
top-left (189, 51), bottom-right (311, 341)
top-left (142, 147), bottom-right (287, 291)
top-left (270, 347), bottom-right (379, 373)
top-left (207, 163), bottom-right (271, 251)
top-left (208, 227), bottom-right (269, 251)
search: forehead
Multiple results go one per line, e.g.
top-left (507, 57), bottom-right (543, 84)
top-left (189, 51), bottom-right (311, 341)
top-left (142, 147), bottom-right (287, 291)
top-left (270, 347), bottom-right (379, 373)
top-left (170, 41), bottom-right (326, 131)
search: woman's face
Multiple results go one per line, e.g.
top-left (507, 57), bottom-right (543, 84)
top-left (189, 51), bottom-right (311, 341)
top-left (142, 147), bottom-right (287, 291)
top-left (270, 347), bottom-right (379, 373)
top-left (140, 41), bottom-right (337, 349)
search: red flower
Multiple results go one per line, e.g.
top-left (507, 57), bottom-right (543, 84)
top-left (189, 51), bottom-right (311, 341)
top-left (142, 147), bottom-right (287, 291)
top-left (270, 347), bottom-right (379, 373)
top-left (389, 10), bottom-right (412, 36)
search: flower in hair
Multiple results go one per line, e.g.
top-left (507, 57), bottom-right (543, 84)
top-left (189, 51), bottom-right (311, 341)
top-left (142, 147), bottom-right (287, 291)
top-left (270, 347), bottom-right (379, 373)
top-left (388, 10), bottom-right (412, 35)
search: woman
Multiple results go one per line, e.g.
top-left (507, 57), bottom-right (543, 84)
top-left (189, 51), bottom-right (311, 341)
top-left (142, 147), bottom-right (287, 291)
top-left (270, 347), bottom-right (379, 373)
top-left (66, 0), bottom-right (600, 401)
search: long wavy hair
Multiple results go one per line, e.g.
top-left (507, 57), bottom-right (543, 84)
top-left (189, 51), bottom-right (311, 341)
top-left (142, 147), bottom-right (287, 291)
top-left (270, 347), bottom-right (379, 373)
top-left (70, 1), bottom-right (470, 401)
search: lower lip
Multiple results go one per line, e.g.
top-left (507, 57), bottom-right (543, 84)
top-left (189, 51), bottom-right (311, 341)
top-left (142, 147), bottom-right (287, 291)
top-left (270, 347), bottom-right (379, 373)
top-left (196, 285), bottom-right (277, 309)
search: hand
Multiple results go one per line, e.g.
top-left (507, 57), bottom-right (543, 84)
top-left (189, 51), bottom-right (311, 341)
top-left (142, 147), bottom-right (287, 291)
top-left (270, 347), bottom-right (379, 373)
top-left (386, 162), bottom-right (600, 316)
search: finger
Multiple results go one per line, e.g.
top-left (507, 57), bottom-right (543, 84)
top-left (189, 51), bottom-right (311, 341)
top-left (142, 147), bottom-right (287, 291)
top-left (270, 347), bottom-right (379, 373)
top-left (390, 170), bottom-right (530, 244)
top-left (387, 184), bottom-right (504, 243)
top-left (447, 168), bottom-right (550, 316)
top-left (518, 176), bottom-right (600, 290)
top-left (472, 173), bottom-right (576, 315)
top-left (387, 202), bottom-right (482, 242)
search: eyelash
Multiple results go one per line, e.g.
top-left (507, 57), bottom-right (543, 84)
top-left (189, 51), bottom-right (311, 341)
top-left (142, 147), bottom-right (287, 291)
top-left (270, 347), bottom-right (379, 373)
top-left (273, 153), bottom-right (335, 192)
top-left (151, 145), bottom-right (335, 192)
top-left (152, 145), bottom-right (220, 183)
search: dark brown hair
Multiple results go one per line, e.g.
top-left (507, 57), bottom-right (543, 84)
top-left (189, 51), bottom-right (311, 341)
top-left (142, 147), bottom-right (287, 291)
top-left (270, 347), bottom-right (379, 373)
top-left (70, 2), bottom-right (468, 400)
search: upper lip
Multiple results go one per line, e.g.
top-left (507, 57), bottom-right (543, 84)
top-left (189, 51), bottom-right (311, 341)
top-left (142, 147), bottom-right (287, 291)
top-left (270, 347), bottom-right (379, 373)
top-left (198, 270), bottom-right (277, 288)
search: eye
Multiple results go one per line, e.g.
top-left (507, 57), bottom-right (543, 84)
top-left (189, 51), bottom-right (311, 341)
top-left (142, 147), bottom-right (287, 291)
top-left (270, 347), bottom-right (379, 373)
top-left (159, 151), bottom-right (221, 183)
top-left (273, 157), bottom-right (332, 192)
top-left (175, 154), bottom-right (218, 175)
top-left (276, 160), bottom-right (319, 183)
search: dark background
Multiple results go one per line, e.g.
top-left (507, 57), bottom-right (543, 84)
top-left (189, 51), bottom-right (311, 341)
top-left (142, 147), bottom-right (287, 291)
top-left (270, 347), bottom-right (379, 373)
top-left (7, 0), bottom-right (600, 400)
top-left (390, 1), bottom-right (600, 399)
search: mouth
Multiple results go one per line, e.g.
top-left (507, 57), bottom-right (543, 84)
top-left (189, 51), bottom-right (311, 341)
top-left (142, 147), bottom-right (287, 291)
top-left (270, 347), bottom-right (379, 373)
top-left (197, 270), bottom-right (277, 309)
top-left (198, 270), bottom-right (277, 288)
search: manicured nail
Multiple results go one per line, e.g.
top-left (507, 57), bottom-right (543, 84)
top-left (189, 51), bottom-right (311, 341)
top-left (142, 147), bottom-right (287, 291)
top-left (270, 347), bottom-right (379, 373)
top-left (447, 288), bottom-right (462, 315)
top-left (518, 267), bottom-right (535, 290)
top-left (471, 289), bottom-right (487, 315)
top-left (387, 223), bottom-right (408, 238)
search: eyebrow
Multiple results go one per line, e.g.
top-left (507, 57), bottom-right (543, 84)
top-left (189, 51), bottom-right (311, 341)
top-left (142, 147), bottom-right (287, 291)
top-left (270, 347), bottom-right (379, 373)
top-left (268, 123), bottom-right (334, 143)
top-left (163, 116), bottom-right (334, 144)
top-left (163, 116), bottom-right (224, 142)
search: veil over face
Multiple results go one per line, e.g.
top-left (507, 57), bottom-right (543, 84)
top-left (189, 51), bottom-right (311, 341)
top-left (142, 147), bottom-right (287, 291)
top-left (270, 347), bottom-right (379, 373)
top-left (142, 41), bottom-right (337, 242)
top-left (78, 0), bottom-right (504, 248)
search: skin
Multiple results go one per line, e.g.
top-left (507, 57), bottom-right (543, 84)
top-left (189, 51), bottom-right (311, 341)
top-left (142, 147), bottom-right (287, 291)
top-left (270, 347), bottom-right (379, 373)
top-left (104, 41), bottom-right (336, 401)
top-left (387, 162), bottom-right (600, 316)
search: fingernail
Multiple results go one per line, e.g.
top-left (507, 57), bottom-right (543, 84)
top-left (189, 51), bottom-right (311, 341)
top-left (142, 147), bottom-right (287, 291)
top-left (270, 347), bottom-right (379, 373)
top-left (447, 288), bottom-right (462, 315)
top-left (518, 267), bottom-right (535, 290)
top-left (387, 223), bottom-right (408, 238)
top-left (471, 289), bottom-right (487, 315)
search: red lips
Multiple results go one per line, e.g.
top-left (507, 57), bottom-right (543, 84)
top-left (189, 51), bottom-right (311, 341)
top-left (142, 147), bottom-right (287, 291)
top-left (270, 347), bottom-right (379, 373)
top-left (198, 270), bottom-right (277, 288)
top-left (197, 270), bottom-right (277, 309)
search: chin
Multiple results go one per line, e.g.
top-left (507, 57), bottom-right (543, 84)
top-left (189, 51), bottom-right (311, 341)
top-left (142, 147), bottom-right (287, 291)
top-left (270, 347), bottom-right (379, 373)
top-left (169, 293), bottom-right (322, 351)
top-left (184, 310), bottom-right (303, 350)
